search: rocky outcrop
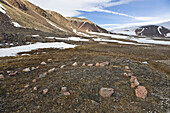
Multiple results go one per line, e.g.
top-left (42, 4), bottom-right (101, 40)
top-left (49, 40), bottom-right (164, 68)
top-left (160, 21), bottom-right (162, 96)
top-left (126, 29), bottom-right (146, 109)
top-left (135, 25), bottom-right (170, 37)
top-left (67, 17), bottom-right (108, 33)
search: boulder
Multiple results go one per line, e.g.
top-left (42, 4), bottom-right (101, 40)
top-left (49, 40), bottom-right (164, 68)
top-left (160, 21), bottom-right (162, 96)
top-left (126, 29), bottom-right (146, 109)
top-left (135, 86), bottom-right (147, 99)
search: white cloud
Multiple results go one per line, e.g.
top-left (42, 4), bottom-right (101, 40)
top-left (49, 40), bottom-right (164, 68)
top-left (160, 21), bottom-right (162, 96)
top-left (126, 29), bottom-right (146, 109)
top-left (103, 0), bottom-right (134, 7)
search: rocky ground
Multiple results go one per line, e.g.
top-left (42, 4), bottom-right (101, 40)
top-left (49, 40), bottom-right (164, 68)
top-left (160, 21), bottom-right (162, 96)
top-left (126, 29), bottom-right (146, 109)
top-left (0, 42), bottom-right (170, 113)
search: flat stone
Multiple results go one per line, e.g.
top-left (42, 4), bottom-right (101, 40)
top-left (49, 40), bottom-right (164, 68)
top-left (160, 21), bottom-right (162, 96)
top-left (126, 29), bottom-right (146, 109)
top-left (48, 68), bottom-right (56, 73)
top-left (0, 74), bottom-right (4, 79)
top-left (61, 87), bottom-right (67, 92)
top-left (32, 79), bottom-right (36, 83)
top-left (72, 62), bottom-right (78, 66)
top-left (33, 87), bottom-right (37, 91)
top-left (43, 89), bottom-right (48, 94)
top-left (100, 61), bottom-right (110, 66)
top-left (41, 62), bottom-right (47, 65)
top-left (95, 63), bottom-right (100, 66)
top-left (88, 64), bottom-right (93, 67)
top-left (135, 86), bottom-right (147, 99)
top-left (23, 68), bottom-right (31, 72)
top-left (63, 92), bottom-right (70, 96)
top-left (99, 88), bottom-right (114, 98)
top-left (60, 65), bottom-right (66, 69)
top-left (82, 63), bottom-right (86, 66)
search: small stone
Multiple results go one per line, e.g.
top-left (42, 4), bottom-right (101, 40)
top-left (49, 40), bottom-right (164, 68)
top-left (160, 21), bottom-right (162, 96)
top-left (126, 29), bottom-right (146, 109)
top-left (135, 86), bottom-right (147, 99)
top-left (32, 79), bottom-right (36, 83)
top-left (0, 74), bottom-right (4, 79)
top-left (47, 59), bottom-right (52, 62)
top-left (130, 76), bottom-right (137, 83)
top-left (43, 89), bottom-right (48, 94)
top-left (23, 68), bottom-right (31, 72)
top-left (33, 87), bottom-right (37, 91)
top-left (125, 66), bottom-right (130, 70)
top-left (72, 62), bottom-right (78, 66)
top-left (31, 67), bottom-right (36, 70)
top-left (131, 83), bottom-right (136, 88)
top-left (99, 88), bottom-right (114, 98)
top-left (36, 66), bottom-right (39, 69)
top-left (82, 63), bottom-right (86, 66)
top-left (100, 61), bottom-right (110, 66)
top-left (39, 72), bottom-right (47, 78)
top-left (63, 92), bottom-right (70, 96)
top-left (61, 87), bottom-right (67, 92)
top-left (24, 84), bottom-right (30, 88)
top-left (95, 63), bottom-right (100, 66)
top-left (41, 62), bottom-right (47, 65)
top-left (124, 73), bottom-right (133, 77)
top-left (134, 79), bottom-right (140, 86)
top-left (48, 68), bottom-right (56, 73)
top-left (60, 65), bottom-right (66, 69)
top-left (88, 64), bottom-right (93, 67)
top-left (7, 71), bottom-right (12, 74)
top-left (9, 71), bottom-right (18, 76)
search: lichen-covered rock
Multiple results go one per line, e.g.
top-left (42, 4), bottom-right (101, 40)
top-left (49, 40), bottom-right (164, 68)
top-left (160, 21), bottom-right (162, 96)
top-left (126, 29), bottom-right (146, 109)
top-left (135, 86), bottom-right (147, 99)
top-left (99, 88), bottom-right (114, 98)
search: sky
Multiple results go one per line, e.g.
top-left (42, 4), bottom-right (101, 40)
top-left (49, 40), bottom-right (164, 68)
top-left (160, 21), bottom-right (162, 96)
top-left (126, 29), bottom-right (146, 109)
top-left (28, 0), bottom-right (170, 30)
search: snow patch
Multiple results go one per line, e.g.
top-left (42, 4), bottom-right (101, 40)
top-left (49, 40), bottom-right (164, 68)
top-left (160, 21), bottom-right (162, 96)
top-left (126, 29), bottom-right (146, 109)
top-left (158, 26), bottom-right (162, 34)
top-left (0, 4), bottom-right (6, 14)
top-left (166, 33), bottom-right (170, 37)
top-left (47, 20), bottom-right (65, 32)
top-left (46, 37), bottom-right (89, 42)
top-left (0, 42), bottom-right (77, 57)
top-left (142, 61), bottom-right (149, 64)
top-left (12, 22), bottom-right (21, 27)
top-left (32, 35), bottom-right (40, 37)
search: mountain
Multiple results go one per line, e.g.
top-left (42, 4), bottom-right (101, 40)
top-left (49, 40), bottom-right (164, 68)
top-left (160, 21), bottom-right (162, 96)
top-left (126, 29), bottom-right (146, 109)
top-left (135, 25), bottom-right (170, 37)
top-left (0, 0), bottom-right (108, 37)
top-left (158, 21), bottom-right (170, 30)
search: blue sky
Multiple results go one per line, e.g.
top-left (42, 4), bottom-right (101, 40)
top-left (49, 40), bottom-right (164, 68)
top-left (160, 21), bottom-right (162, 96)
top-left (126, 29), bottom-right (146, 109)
top-left (28, 0), bottom-right (170, 29)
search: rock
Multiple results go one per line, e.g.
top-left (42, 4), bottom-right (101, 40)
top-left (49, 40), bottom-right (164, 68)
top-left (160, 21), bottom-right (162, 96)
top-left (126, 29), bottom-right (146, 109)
top-left (0, 74), bottom-right (4, 79)
top-left (9, 71), bottom-right (18, 76)
top-left (123, 73), bottom-right (133, 77)
top-left (63, 92), bottom-right (70, 96)
top-left (47, 59), bottom-right (52, 62)
top-left (24, 84), bottom-right (29, 88)
top-left (100, 61), bottom-right (110, 66)
top-left (60, 65), bottom-right (66, 69)
top-left (43, 89), bottom-right (48, 94)
top-left (41, 62), bottom-right (46, 65)
top-left (131, 83), bottom-right (136, 88)
top-left (61, 87), bottom-right (67, 92)
top-left (32, 79), bottom-right (36, 83)
top-left (134, 79), bottom-right (140, 86)
top-left (36, 66), bottom-right (39, 69)
top-left (130, 76), bottom-right (140, 88)
top-left (33, 87), bottom-right (37, 91)
top-left (88, 64), bottom-right (93, 67)
top-left (130, 76), bottom-right (137, 83)
top-left (82, 63), bottom-right (86, 66)
top-left (91, 100), bottom-right (99, 105)
top-left (95, 63), bottom-right (100, 66)
top-left (99, 88), bottom-right (114, 98)
top-left (31, 67), bottom-right (36, 70)
top-left (135, 86), bottom-right (147, 99)
top-left (7, 71), bottom-right (12, 74)
top-left (125, 66), bottom-right (130, 70)
top-left (48, 68), bottom-right (56, 73)
top-left (72, 62), bottom-right (78, 66)
top-left (39, 72), bottom-right (47, 78)
top-left (23, 68), bottom-right (31, 72)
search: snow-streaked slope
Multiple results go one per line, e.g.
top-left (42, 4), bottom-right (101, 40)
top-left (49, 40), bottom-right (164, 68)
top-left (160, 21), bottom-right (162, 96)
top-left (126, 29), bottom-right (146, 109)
top-left (0, 42), bottom-right (77, 57)
top-left (0, 3), bottom-right (6, 14)
top-left (47, 20), bottom-right (65, 32)
top-left (88, 32), bottom-right (170, 45)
